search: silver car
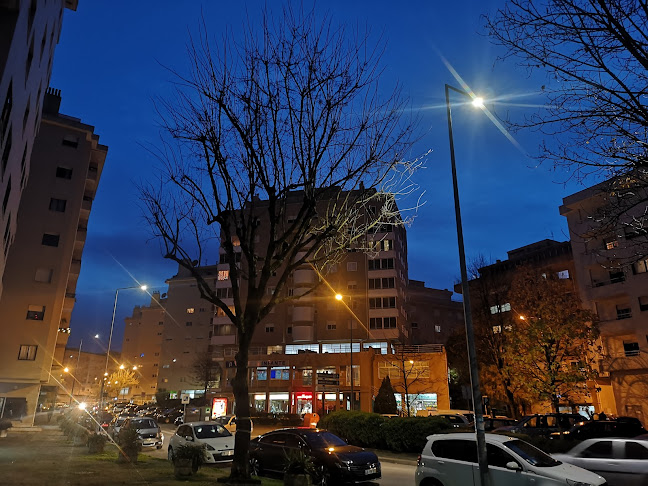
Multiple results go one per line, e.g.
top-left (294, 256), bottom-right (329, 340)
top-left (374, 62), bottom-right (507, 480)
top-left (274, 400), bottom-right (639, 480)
top-left (121, 417), bottom-right (163, 449)
top-left (553, 438), bottom-right (648, 486)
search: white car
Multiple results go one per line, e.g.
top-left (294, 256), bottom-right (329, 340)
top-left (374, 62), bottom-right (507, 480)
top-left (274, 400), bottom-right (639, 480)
top-left (415, 433), bottom-right (606, 486)
top-left (553, 438), bottom-right (648, 486)
top-left (168, 422), bottom-right (235, 464)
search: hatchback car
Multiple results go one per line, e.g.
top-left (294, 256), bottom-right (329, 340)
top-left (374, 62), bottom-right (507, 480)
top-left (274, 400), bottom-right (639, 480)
top-left (108, 415), bottom-right (129, 440)
top-left (249, 428), bottom-right (380, 485)
top-left (494, 413), bottom-right (587, 437)
top-left (121, 417), bottom-right (163, 449)
top-left (550, 419), bottom-right (647, 440)
top-left (415, 433), bottom-right (606, 486)
top-left (168, 422), bottom-right (235, 464)
top-left (553, 438), bottom-right (648, 486)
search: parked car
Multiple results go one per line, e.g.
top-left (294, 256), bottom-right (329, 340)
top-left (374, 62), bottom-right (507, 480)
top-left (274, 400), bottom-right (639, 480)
top-left (121, 417), bottom-right (163, 449)
top-left (552, 438), bottom-right (648, 486)
top-left (550, 419), bottom-right (647, 440)
top-left (494, 413), bottom-right (587, 437)
top-left (168, 422), bottom-right (235, 464)
top-left (483, 416), bottom-right (517, 432)
top-left (157, 408), bottom-right (183, 424)
top-left (415, 432), bottom-right (606, 486)
top-left (108, 415), bottom-right (129, 440)
top-left (249, 428), bottom-right (381, 484)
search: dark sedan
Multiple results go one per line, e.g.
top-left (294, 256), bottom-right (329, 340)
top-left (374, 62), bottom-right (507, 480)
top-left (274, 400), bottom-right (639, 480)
top-left (550, 419), bottom-right (647, 440)
top-left (249, 428), bottom-right (380, 485)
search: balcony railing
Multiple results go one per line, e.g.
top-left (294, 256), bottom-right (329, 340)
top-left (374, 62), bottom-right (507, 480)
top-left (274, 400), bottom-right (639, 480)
top-left (592, 274), bottom-right (626, 287)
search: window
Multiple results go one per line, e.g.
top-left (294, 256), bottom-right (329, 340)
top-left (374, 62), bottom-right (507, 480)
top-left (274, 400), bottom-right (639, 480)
top-left (34, 268), bottom-right (53, 283)
top-left (370, 317), bottom-right (397, 329)
top-left (557, 270), bottom-right (570, 279)
top-left (265, 324), bottom-right (274, 333)
top-left (347, 262), bottom-right (357, 272)
top-left (609, 270), bottom-right (625, 284)
top-left (624, 441), bottom-right (648, 460)
top-left (186, 308), bottom-right (195, 314)
top-left (580, 440), bottom-right (613, 459)
top-left (48, 198), bottom-right (67, 212)
top-left (604, 238), bottom-right (619, 250)
top-left (490, 303), bottom-right (511, 314)
top-left (369, 277), bottom-right (395, 289)
top-left (381, 239), bottom-right (392, 251)
top-left (218, 270), bottom-right (229, 281)
top-left (435, 325), bottom-right (442, 333)
top-left (639, 296), bottom-right (648, 312)
top-left (266, 286), bottom-right (275, 296)
top-left (62, 135), bottom-right (79, 148)
top-left (216, 287), bottom-right (233, 299)
top-left (347, 281), bottom-right (357, 290)
top-left (26, 305), bottom-right (45, 320)
top-left (185, 322), bottom-right (192, 327)
top-left (623, 342), bottom-right (640, 357)
top-left (411, 322), bottom-right (418, 329)
top-left (633, 258), bottom-right (648, 274)
top-left (327, 322), bottom-right (336, 331)
top-left (616, 305), bottom-right (632, 320)
top-left (18, 345), bottom-right (37, 360)
top-left (41, 233), bottom-right (59, 247)
top-left (487, 444), bottom-right (519, 468)
top-left (431, 439), bottom-right (477, 463)
top-left (368, 258), bottom-right (395, 270)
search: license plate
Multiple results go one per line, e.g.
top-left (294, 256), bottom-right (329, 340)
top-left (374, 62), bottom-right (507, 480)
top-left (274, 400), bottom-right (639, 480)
top-left (220, 450), bottom-right (234, 456)
top-left (365, 467), bottom-right (377, 475)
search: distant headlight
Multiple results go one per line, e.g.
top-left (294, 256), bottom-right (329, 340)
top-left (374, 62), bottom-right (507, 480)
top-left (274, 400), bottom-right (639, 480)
top-left (205, 444), bottom-right (215, 451)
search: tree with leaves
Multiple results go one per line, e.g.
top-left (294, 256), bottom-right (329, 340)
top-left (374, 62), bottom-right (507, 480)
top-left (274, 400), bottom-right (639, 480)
top-left (506, 267), bottom-right (599, 413)
top-left (141, 7), bottom-right (418, 481)
top-left (190, 351), bottom-right (222, 398)
top-left (374, 377), bottom-right (398, 415)
top-left (485, 1), bottom-right (648, 263)
top-left (106, 368), bottom-right (139, 401)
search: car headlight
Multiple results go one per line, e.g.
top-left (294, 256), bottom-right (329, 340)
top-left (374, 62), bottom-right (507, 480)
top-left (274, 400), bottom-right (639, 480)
top-left (205, 444), bottom-right (215, 451)
top-left (566, 480), bottom-right (593, 486)
top-left (335, 460), bottom-right (352, 469)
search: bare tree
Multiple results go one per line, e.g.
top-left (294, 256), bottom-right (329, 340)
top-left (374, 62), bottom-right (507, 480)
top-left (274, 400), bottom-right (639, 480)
top-left (141, 7), bottom-right (419, 481)
top-left (190, 351), bottom-right (222, 398)
top-left (485, 1), bottom-right (648, 261)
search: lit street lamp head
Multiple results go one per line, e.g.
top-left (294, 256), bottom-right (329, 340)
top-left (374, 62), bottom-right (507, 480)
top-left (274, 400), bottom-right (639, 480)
top-left (64, 367), bottom-right (69, 373)
top-left (472, 96), bottom-right (485, 108)
top-left (140, 285), bottom-right (147, 291)
top-left (335, 293), bottom-right (343, 301)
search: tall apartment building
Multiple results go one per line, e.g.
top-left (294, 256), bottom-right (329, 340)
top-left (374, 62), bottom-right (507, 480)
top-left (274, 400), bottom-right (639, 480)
top-left (407, 281), bottom-right (464, 345)
top-left (58, 349), bottom-right (121, 406)
top-left (121, 291), bottom-right (166, 403)
top-left (0, 89), bottom-right (106, 423)
top-left (157, 194), bottom-right (450, 415)
top-left (561, 183), bottom-right (648, 420)
top-left (1, 0), bottom-right (78, 299)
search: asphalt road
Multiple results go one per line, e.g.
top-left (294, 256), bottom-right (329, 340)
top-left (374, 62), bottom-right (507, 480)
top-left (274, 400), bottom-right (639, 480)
top-left (144, 425), bottom-right (417, 485)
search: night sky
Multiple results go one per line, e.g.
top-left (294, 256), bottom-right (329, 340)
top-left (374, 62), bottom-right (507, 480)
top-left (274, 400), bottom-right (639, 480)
top-left (50, 1), bottom-right (585, 353)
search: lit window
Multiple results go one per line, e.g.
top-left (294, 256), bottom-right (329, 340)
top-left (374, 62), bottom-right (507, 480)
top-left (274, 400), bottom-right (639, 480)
top-left (490, 303), bottom-right (511, 314)
top-left (186, 308), bottom-right (195, 314)
top-left (634, 259), bottom-right (648, 274)
top-left (604, 239), bottom-right (619, 250)
top-left (26, 305), bottom-right (45, 320)
top-left (18, 344), bottom-right (37, 360)
top-left (435, 325), bottom-right (441, 333)
top-left (218, 270), bottom-right (229, 281)
top-left (557, 270), bottom-right (570, 279)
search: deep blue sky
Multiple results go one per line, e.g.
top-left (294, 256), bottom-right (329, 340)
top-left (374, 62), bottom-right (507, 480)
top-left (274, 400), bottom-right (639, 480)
top-left (51, 1), bottom-right (584, 353)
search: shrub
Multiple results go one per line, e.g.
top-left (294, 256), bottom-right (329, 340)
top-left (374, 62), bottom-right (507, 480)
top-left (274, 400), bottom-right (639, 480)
top-left (87, 432), bottom-right (108, 453)
top-left (0, 419), bottom-right (13, 431)
top-left (320, 411), bottom-right (387, 448)
top-left (283, 449), bottom-right (315, 475)
top-left (381, 416), bottom-right (450, 453)
top-left (72, 423), bottom-right (90, 445)
top-left (373, 377), bottom-right (398, 415)
top-left (117, 426), bottom-right (142, 463)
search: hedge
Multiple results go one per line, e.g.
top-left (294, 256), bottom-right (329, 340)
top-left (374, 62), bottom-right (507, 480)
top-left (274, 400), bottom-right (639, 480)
top-left (320, 411), bottom-right (451, 453)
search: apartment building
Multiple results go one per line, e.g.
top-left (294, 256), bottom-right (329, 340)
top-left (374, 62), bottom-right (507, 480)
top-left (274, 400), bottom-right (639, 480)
top-left (0, 0), bottom-right (78, 299)
top-left (58, 349), bottom-right (121, 406)
top-left (121, 291), bottom-right (166, 403)
top-left (407, 281), bottom-right (464, 345)
top-left (0, 88), bottom-right (106, 423)
top-left (156, 193), bottom-right (450, 414)
top-left (561, 183), bottom-right (648, 421)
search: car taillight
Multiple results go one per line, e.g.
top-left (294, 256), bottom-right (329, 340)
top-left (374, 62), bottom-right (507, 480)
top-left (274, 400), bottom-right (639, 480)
top-left (417, 455), bottom-right (421, 466)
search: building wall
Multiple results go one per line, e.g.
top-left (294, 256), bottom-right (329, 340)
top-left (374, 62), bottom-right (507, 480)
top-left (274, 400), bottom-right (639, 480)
top-left (407, 281), bottom-right (463, 345)
top-left (561, 184), bottom-right (648, 420)
top-left (0, 89), bottom-right (106, 423)
top-left (0, 0), bottom-right (77, 300)
top-left (121, 292), bottom-right (166, 403)
top-left (58, 349), bottom-right (120, 406)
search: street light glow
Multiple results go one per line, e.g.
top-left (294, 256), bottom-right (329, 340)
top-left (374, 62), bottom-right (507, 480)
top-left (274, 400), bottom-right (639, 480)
top-left (119, 364), bottom-right (125, 370)
top-left (132, 366), bottom-right (137, 370)
top-left (64, 367), bottom-right (69, 373)
top-left (94, 334), bottom-right (100, 339)
top-left (335, 293), bottom-right (343, 301)
top-left (78, 402), bottom-right (87, 410)
top-left (472, 96), bottom-right (484, 108)
top-left (140, 285), bottom-right (147, 291)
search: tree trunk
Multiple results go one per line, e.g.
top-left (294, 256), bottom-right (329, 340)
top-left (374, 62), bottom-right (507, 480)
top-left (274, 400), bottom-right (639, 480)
top-left (229, 337), bottom-right (252, 481)
top-left (503, 380), bottom-right (518, 419)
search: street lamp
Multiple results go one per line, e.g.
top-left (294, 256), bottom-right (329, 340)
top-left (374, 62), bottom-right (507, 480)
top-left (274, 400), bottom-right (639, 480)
top-left (335, 293), bottom-right (355, 411)
top-left (445, 83), bottom-right (490, 486)
top-left (98, 284), bottom-right (147, 409)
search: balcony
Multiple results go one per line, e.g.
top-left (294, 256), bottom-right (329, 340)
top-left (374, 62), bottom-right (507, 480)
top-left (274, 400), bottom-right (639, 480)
top-left (63, 293), bottom-right (76, 311)
top-left (69, 259), bottom-right (81, 274)
top-left (211, 335), bottom-right (236, 345)
top-left (81, 197), bottom-right (93, 212)
top-left (292, 325), bottom-right (314, 342)
top-left (600, 352), bottom-right (648, 372)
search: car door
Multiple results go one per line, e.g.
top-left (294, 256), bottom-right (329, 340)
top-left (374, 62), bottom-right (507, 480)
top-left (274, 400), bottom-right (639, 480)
top-left (430, 439), bottom-right (477, 486)
top-left (619, 440), bottom-right (648, 486)
top-left (256, 433), bottom-right (290, 472)
top-left (486, 443), bottom-right (530, 486)
top-left (570, 439), bottom-right (623, 482)
top-left (174, 425), bottom-right (193, 447)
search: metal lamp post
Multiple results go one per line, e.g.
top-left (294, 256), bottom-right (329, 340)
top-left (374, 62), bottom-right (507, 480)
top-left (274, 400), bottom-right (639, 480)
top-left (335, 293), bottom-right (355, 410)
top-left (98, 285), bottom-right (147, 410)
top-left (445, 83), bottom-right (491, 486)
top-left (66, 338), bottom-right (83, 406)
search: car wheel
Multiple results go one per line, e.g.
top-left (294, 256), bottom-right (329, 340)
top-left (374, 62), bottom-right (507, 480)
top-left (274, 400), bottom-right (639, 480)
top-left (316, 465), bottom-right (331, 486)
top-left (167, 447), bottom-right (174, 462)
top-left (249, 456), bottom-right (261, 477)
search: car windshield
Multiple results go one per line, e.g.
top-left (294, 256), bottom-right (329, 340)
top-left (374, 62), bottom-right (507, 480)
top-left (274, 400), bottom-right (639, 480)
top-left (504, 440), bottom-right (561, 467)
top-left (303, 432), bottom-right (347, 449)
top-left (130, 419), bottom-right (156, 429)
top-left (193, 424), bottom-right (231, 439)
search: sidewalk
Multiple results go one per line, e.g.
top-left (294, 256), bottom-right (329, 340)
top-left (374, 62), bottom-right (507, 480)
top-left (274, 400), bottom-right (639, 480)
top-left (369, 448), bottom-right (419, 466)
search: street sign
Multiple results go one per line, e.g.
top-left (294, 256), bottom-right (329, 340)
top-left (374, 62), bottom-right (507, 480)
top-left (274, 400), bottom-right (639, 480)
top-left (181, 393), bottom-right (190, 404)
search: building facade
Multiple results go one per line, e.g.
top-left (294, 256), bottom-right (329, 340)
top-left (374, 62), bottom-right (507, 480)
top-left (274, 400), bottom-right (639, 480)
top-left (0, 89), bottom-right (106, 423)
top-left (561, 183), bottom-right (648, 421)
top-left (156, 195), bottom-right (450, 415)
top-left (58, 349), bottom-right (121, 406)
top-left (407, 280), bottom-right (464, 346)
top-left (0, 0), bottom-right (78, 299)
top-left (121, 291), bottom-right (166, 403)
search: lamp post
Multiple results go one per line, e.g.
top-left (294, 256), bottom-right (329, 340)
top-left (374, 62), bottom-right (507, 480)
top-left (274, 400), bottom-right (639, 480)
top-left (335, 293), bottom-right (355, 410)
top-left (66, 338), bottom-right (84, 406)
top-left (98, 285), bottom-right (147, 410)
top-left (445, 83), bottom-right (490, 486)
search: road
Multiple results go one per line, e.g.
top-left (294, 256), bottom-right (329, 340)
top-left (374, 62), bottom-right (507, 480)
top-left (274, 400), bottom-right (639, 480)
top-left (144, 425), bottom-right (416, 485)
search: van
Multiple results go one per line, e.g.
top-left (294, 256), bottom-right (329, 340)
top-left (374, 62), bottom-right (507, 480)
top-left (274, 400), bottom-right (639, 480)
top-left (415, 433), bottom-right (606, 486)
